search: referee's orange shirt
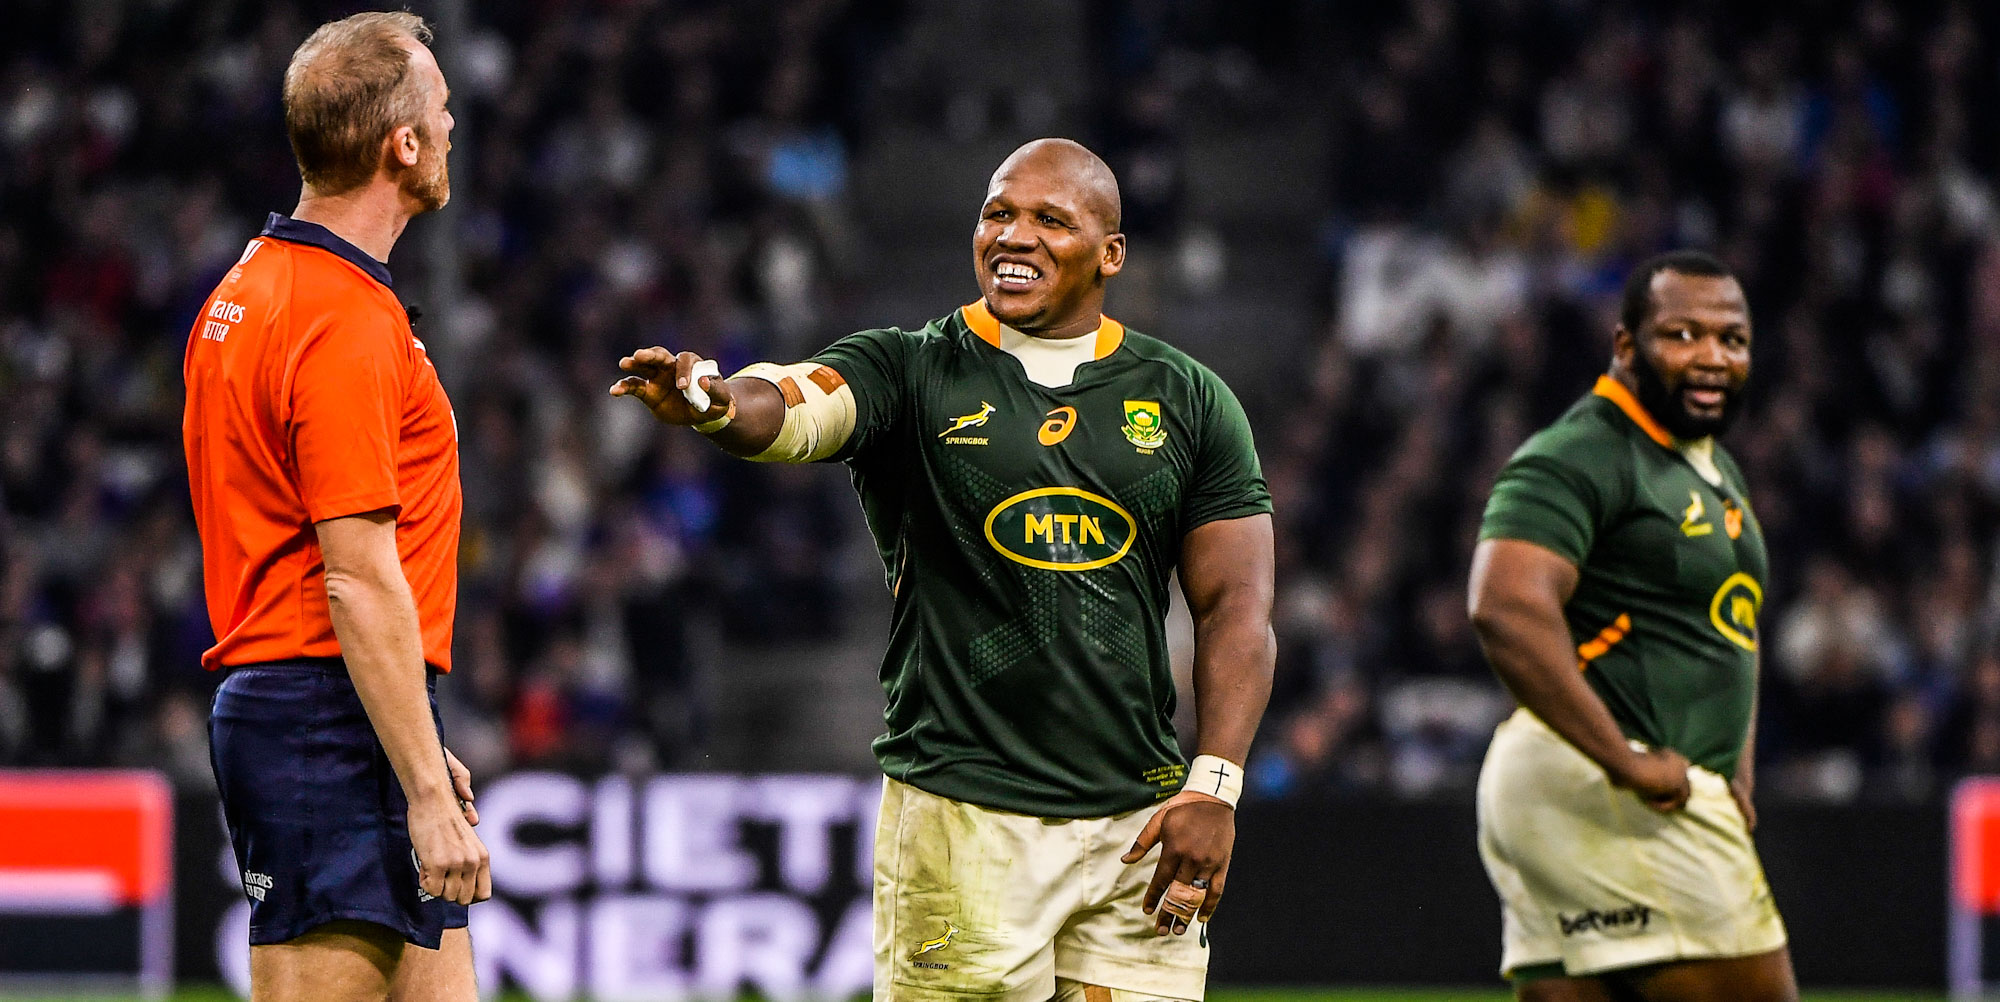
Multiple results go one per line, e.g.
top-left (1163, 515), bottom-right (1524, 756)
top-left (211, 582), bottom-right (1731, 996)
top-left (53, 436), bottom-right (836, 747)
top-left (183, 214), bottom-right (461, 673)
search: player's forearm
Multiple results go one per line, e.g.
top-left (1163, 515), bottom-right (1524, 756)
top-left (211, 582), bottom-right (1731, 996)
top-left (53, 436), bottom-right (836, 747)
top-left (1190, 606), bottom-right (1274, 766)
top-left (1470, 596), bottom-right (1636, 779)
top-left (324, 569), bottom-right (453, 804)
top-left (697, 377), bottom-right (787, 457)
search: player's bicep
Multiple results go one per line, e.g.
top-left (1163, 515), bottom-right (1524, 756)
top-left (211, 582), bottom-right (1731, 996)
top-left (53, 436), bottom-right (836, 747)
top-left (1468, 537), bottom-right (1581, 622)
top-left (1178, 513), bottom-right (1274, 624)
top-left (291, 317), bottom-right (405, 522)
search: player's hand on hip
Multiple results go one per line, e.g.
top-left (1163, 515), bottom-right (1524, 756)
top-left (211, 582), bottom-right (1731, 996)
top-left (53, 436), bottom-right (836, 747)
top-left (1611, 746), bottom-right (1693, 812)
top-left (408, 794), bottom-right (492, 906)
top-left (444, 746), bottom-right (478, 826)
top-left (610, 347), bottom-right (733, 426)
top-left (1122, 790), bottom-right (1234, 935)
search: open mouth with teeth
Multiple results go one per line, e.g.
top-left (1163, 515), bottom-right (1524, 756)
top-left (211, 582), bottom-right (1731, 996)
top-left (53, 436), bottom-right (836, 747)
top-left (994, 261), bottom-right (1044, 288)
top-left (1682, 385), bottom-right (1728, 410)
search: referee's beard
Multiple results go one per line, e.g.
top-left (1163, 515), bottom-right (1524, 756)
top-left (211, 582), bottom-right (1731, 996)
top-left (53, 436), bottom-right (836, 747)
top-left (1631, 345), bottom-right (1745, 440)
top-left (402, 126), bottom-right (451, 212)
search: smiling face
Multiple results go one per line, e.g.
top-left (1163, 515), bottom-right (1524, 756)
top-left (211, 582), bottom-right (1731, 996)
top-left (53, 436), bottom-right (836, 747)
top-left (1616, 269), bottom-right (1753, 439)
top-left (973, 140), bottom-right (1125, 337)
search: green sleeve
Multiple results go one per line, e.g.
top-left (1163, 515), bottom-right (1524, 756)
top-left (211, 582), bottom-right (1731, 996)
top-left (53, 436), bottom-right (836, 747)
top-left (1181, 365), bottom-right (1273, 530)
top-left (1478, 446), bottom-right (1609, 566)
top-left (808, 327), bottom-right (909, 463)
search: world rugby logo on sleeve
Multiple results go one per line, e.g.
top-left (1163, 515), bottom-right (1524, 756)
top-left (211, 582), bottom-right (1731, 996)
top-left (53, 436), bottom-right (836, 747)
top-left (983, 487), bottom-right (1137, 571)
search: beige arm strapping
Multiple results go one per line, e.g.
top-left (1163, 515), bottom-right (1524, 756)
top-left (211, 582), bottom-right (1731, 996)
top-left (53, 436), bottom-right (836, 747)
top-left (731, 362), bottom-right (858, 463)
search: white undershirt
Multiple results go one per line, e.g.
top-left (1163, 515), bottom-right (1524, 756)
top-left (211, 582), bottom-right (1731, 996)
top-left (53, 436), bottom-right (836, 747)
top-left (1678, 436), bottom-right (1723, 486)
top-left (998, 324), bottom-right (1099, 388)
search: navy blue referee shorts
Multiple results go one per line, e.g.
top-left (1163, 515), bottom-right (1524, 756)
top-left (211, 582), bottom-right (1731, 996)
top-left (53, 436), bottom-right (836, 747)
top-left (208, 658), bottom-right (469, 949)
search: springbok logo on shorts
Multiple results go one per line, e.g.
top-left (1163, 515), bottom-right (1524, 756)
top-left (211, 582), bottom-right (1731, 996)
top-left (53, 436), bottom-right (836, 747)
top-left (911, 920), bottom-right (955, 963)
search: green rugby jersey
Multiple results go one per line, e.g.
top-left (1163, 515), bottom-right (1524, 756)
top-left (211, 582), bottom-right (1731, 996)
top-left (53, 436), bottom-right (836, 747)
top-left (1479, 376), bottom-right (1767, 779)
top-left (808, 300), bottom-right (1271, 818)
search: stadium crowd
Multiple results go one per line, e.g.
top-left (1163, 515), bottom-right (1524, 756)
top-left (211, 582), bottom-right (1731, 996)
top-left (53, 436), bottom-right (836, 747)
top-left (4, 0), bottom-right (1999, 805)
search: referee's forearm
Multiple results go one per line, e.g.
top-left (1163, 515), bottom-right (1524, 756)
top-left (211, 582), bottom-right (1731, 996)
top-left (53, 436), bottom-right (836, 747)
top-left (325, 572), bottom-right (453, 803)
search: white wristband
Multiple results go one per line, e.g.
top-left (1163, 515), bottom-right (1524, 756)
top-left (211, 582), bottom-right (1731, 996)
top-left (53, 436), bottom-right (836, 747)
top-left (1185, 754), bottom-right (1243, 808)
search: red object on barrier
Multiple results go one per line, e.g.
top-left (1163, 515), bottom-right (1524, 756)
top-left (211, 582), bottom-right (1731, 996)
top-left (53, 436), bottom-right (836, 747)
top-left (0, 770), bottom-right (175, 999)
top-left (0, 771), bottom-right (171, 912)
top-left (1954, 778), bottom-right (2000, 913)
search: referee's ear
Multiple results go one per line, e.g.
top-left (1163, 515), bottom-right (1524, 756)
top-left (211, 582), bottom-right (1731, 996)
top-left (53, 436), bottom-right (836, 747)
top-left (388, 124), bottom-right (421, 169)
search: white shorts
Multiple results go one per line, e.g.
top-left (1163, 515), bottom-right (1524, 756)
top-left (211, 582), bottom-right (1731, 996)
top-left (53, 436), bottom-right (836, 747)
top-left (873, 777), bottom-right (1208, 1002)
top-left (1476, 709), bottom-right (1787, 978)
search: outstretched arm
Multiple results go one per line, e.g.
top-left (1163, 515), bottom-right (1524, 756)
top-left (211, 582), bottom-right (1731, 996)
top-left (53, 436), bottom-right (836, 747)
top-left (1123, 513), bottom-right (1275, 932)
top-left (612, 347), bottom-right (786, 456)
top-left (1467, 537), bottom-right (1690, 811)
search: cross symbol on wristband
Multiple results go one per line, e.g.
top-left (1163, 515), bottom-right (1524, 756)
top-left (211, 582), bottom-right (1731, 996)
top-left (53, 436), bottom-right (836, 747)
top-left (1204, 761), bottom-right (1232, 794)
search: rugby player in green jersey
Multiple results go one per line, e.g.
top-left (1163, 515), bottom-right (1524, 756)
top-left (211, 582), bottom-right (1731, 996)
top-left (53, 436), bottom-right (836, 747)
top-left (1468, 251), bottom-right (1795, 1002)
top-left (612, 139), bottom-right (1275, 1002)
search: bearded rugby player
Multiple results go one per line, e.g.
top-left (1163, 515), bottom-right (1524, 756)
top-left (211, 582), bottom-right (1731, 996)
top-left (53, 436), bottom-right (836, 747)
top-left (1468, 251), bottom-right (1795, 1002)
top-left (613, 138), bottom-right (1274, 1002)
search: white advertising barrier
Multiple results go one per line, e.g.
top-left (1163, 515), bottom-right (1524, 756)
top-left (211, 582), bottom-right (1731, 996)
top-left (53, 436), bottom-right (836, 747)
top-left (215, 772), bottom-right (880, 1001)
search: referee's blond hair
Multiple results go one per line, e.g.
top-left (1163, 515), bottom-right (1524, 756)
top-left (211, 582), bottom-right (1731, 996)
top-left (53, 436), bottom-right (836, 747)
top-left (282, 11), bottom-right (435, 196)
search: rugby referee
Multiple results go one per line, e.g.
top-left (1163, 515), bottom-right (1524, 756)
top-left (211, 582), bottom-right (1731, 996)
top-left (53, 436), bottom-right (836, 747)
top-left (183, 13), bottom-right (486, 1002)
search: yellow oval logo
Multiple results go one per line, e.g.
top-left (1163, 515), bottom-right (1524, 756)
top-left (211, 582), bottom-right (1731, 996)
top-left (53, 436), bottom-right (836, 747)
top-left (1038, 406), bottom-right (1078, 446)
top-left (983, 487), bottom-right (1137, 571)
top-left (1708, 572), bottom-right (1762, 651)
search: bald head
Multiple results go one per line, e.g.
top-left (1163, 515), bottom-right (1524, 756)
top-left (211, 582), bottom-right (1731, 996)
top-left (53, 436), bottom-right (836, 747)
top-left (989, 139), bottom-right (1122, 235)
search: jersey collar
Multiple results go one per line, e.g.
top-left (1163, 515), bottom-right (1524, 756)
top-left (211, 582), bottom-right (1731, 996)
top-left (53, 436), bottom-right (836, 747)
top-left (961, 299), bottom-right (1125, 360)
top-left (259, 213), bottom-right (394, 289)
top-left (1592, 375), bottom-right (1674, 448)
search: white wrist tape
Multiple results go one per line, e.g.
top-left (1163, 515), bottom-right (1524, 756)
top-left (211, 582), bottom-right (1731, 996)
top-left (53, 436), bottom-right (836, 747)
top-left (1185, 754), bottom-right (1244, 808)
top-left (692, 399), bottom-right (735, 434)
top-left (733, 361), bottom-right (857, 463)
top-left (682, 359), bottom-right (719, 413)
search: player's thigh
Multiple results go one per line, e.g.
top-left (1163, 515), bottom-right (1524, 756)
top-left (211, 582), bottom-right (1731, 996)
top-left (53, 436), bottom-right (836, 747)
top-left (1514, 973), bottom-right (1629, 1002)
top-left (1620, 947), bottom-right (1798, 1002)
top-left (875, 778), bottom-right (1072, 1001)
top-left (249, 919), bottom-right (403, 1002)
top-left (1048, 808), bottom-right (1207, 1002)
top-left (387, 926), bottom-right (477, 1002)
top-left (1052, 977), bottom-right (1196, 1002)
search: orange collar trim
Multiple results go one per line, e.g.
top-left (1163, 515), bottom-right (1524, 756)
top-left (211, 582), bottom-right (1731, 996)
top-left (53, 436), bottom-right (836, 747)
top-left (1592, 375), bottom-right (1674, 448)
top-left (960, 300), bottom-right (1125, 359)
